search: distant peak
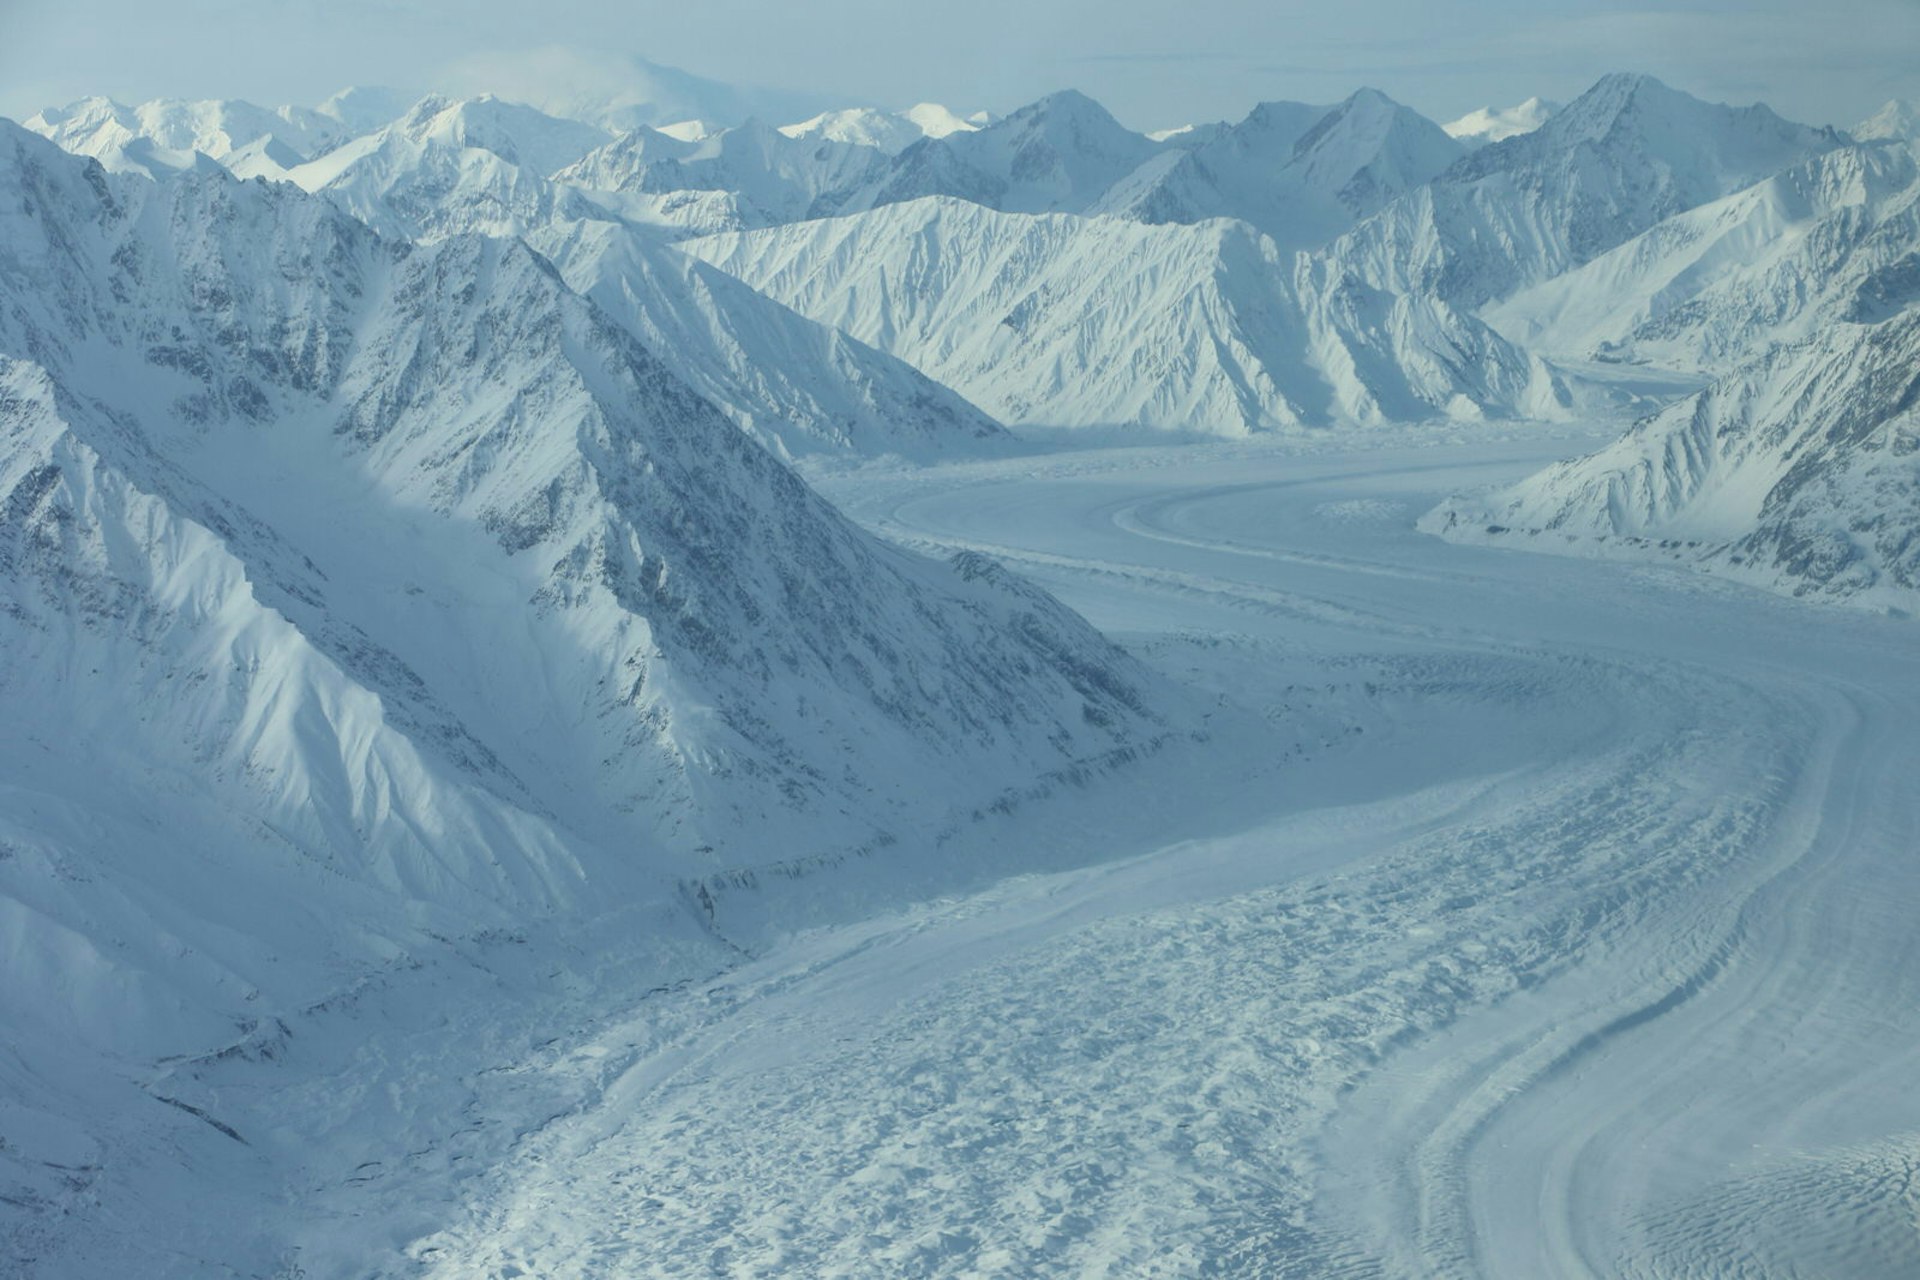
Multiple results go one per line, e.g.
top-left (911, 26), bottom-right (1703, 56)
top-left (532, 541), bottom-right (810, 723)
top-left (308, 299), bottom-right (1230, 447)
top-left (1443, 96), bottom-right (1560, 144)
top-left (1855, 99), bottom-right (1920, 142)
top-left (1016, 88), bottom-right (1119, 126)
top-left (1340, 87), bottom-right (1398, 111)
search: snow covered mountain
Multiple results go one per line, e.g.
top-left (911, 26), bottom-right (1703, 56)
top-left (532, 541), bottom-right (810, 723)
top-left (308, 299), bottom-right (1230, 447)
top-left (1424, 311), bottom-right (1920, 610)
top-left (432, 47), bottom-right (843, 134)
top-left (554, 118), bottom-right (889, 229)
top-left (1326, 73), bottom-right (1844, 309)
top-left (162, 98), bottom-right (1000, 460)
top-left (0, 114), bottom-right (1174, 1069)
top-left (850, 90), bottom-right (1164, 216)
top-left (24, 94), bottom-right (355, 169)
top-left (530, 218), bottom-right (1008, 460)
top-left (779, 103), bottom-right (985, 154)
top-left (1853, 99), bottom-right (1920, 143)
top-left (1486, 137), bottom-right (1920, 372)
top-left (1442, 97), bottom-right (1560, 147)
top-left (687, 197), bottom-right (1569, 432)
top-left (1092, 90), bottom-right (1463, 250)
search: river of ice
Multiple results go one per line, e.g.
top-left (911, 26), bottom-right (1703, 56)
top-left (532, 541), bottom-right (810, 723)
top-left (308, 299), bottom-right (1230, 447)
top-left (32, 426), bottom-right (1920, 1278)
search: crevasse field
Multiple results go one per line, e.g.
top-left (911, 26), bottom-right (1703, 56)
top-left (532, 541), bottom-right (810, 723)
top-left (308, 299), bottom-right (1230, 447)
top-left (28, 424), bottom-right (1914, 1279)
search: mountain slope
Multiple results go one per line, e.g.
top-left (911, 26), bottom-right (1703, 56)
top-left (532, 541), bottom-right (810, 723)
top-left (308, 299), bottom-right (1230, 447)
top-left (851, 90), bottom-right (1164, 216)
top-left (1094, 90), bottom-right (1463, 251)
top-left (1424, 312), bottom-right (1920, 610)
top-left (179, 102), bottom-right (1001, 459)
top-left (687, 198), bottom-right (1569, 432)
top-left (1326, 73), bottom-right (1843, 309)
top-left (530, 218), bottom-right (1008, 460)
top-left (1486, 138), bottom-right (1920, 372)
top-left (0, 119), bottom-right (1175, 1070)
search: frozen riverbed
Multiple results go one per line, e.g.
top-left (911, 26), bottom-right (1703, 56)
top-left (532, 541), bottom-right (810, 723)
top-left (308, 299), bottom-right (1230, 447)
top-left (394, 430), bottom-right (1920, 1278)
top-left (23, 429), bottom-right (1920, 1278)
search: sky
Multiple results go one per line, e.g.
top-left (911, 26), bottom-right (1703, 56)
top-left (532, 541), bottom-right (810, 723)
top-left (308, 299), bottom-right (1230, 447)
top-left (3, 0), bottom-right (1917, 131)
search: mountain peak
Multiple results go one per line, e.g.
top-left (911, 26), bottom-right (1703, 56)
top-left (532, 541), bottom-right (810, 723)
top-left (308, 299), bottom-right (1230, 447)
top-left (1855, 99), bottom-right (1920, 142)
top-left (1013, 88), bottom-right (1126, 131)
top-left (1443, 96), bottom-right (1560, 145)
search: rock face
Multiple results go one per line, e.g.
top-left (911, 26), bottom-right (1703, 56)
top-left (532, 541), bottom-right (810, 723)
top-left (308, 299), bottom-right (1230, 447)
top-left (1325, 74), bottom-right (1844, 309)
top-left (687, 196), bottom-right (1568, 432)
top-left (1424, 310), bottom-right (1920, 611)
top-left (0, 119), bottom-right (1177, 1067)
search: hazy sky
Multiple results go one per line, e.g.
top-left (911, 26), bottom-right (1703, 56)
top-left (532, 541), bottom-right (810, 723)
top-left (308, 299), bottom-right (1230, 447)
top-left (4, 0), bottom-right (1917, 130)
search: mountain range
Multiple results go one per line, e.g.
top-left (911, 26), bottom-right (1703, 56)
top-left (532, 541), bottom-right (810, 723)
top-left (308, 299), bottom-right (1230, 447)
top-left (7, 55), bottom-right (1920, 1275)
top-left (0, 112), bottom-right (1180, 1099)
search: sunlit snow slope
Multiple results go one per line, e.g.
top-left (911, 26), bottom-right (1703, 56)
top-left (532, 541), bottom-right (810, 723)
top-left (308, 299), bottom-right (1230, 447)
top-left (1426, 311), bottom-right (1920, 610)
top-left (0, 122), bottom-right (1181, 1271)
top-left (687, 198), bottom-right (1569, 433)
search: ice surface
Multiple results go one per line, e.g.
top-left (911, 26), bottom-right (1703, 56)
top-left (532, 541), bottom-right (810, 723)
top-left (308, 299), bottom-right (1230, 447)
top-left (6, 60), bottom-right (1920, 1280)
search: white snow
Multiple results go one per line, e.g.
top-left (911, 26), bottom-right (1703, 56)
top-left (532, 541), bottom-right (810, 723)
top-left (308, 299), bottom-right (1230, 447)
top-left (686, 198), bottom-right (1569, 432)
top-left (6, 61), bottom-right (1920, 1280)
top-left (1443, 96), bottom-right (1561, 145)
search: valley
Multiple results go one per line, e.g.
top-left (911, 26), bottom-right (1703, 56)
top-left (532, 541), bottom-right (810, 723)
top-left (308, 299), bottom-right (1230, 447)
top-left (23, 428), bottom-right (1909, 1278)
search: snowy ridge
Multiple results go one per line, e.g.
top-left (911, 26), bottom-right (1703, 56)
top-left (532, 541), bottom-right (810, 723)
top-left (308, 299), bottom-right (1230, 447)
top-left (530, 218), bottom-right (1008, 460)
top-left (1094, 90), bottom-right (1464, 251)
top-left (1487, 137), bottom-right (1920, 372)
top-left (1425, 311), bottom-right (1920, 609)
top-left (0, 118), bottom-right (1176, 1078)
top-left (553, 117), bottom-right (889, 228)
top-left (850, 90), bottom-right (1165, 216)
top-left (779, 103), bottom-right (986, 154)
top-left (25, 95), bottom-right (356, 169)
top-left (1326, 73), bottom-right (1844, 309)
top-left (207, 98), bottom-right (1005, 459)
top-left (687, 197), bottom-right (1569, 432)
top-left (0, 119), bottom-right (1164, 867)
top-left (1853, 99), bottom-right (1920, 143)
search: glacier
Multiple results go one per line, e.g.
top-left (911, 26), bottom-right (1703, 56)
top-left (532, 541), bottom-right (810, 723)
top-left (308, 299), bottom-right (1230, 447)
top-left (5, 57), bottom-right (1920, 1280)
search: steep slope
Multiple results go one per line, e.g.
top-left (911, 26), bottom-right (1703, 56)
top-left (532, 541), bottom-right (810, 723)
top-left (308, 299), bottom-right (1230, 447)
top-left (0, 118), bottom-right (1173, 1274)
top-left (1, 120), bottom-right (1158, 865)
top-left (279, 94), bottom-right (614, 239)
top-left (1424, 312), bottom-right (1920, 609)
top-left (687, 198), bottom-right (1568, 432)
top-left (1094, 90), bottom-right (1463, 251)
top-left (851, 90), bottom-right (1164, 215)
top-left (530, 218), bottom-right (1008, 460)
top-left (1326, 73), bottom-right (1843, 309)
top-left (171, 97), bottom-right (999, 460)
top-left (1486, 138), bottom-right (1920, 371)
